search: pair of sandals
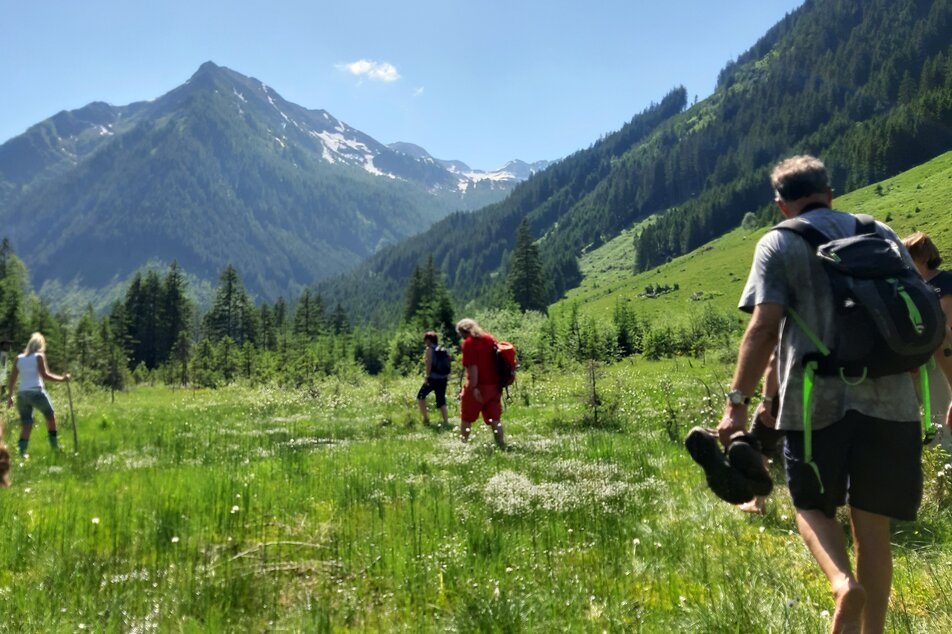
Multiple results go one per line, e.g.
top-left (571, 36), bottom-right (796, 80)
top-left (685, 427), bottom-right (773, 504)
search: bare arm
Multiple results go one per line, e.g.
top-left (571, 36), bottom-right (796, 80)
top-left (718, 303), bottom-right (784, 445)
top-left (466, 364), bottom-right (483, 402)
top-left (37, 354), bottom-right (70, 383)
top-left (423, 346), bottom-right (432, 380)
top-left (754, 348), bottom-right (780, 428)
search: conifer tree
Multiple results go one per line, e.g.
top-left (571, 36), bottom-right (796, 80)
top-left (204, 265), bottom-right (257, 345)
top-left (508, 218), bottom-right (548, 313)
top-left (160, 262), bottom-right (192, 365)
top-left (0, 240), bottom-right (28, 346)
top-left (331, 302), bottom-right (350, 335)
top-left (73, 306), bottom-right (96, 375)
top-left (402, 256), bottom-right (455, 338)
top-left (292, 289), bottom-right (325, 340)
top-left (403, 266), bottom-right (425, 322)
top-left (258, 302), bottom-right (278, 351)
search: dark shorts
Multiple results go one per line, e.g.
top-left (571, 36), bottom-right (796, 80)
top-left (416, 378), bottom-right (448, 409)
top-left (783, 410), bottom-right (922, 521)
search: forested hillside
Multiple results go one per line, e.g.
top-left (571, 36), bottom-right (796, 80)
top-left (634, 0), bottom-right (952, 271)
top-left (318, 89), bottom-right (689, 320)
top-left (321, 0), bottom-right (952, 323)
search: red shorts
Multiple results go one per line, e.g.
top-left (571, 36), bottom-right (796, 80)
top-left (460, 384), bottom-right (502, 424)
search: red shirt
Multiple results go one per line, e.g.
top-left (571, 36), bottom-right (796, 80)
top-left (460, 334), bottom-right (499, 386)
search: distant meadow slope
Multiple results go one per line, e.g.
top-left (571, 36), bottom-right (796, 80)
top-left (553, 149), bottom-right (952, 325)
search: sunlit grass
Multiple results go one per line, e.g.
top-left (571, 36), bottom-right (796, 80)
top-left (1, 359), bottom-right (951, 631)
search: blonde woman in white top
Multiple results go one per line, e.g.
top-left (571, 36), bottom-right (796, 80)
top-left (5, 333), bottom-right (70, 456)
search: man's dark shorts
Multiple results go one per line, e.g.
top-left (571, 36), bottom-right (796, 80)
top-left (784, 410), bottom-right (922, 521)
top-left (416, 378), bottom-right (448, 409)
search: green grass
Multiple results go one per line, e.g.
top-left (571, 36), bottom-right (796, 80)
top-left (6, 153), bottom-right (952, 631)
top-left (3, 362), bottom-right (952, 631)
top-left (552, 150), bottom-right (952, 325)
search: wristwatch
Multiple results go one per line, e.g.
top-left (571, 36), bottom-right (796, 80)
top-left (726, 389), bottom-right (750, 406)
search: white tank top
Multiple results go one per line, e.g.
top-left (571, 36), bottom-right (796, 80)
top-left (16, 353), bottom-right (44, 391)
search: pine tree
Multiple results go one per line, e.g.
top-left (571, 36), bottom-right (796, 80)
top-left (73, 306), bottom-right (96, 376)
top-left (402, 256), bottom-right (455, 338)
top-left (0, 241), bottom-right (28, 347)
top-left (159, 262), bottom-right (192, 366)
top-left (508, 218), bottom-right (548, 313)
top-left (124, 270), bottom-right (163, 369)
top-left (292, 289), bottom-right (325, 340)
top-left (403, 266), bottom-right (425, 322)
top-left (331, 302), bottom-right (350, 335)
top-left (204, 265), bottom-right (257, 345)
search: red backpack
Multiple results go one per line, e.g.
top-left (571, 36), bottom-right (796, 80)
top-left (493, 340), bottom-right (517, 387)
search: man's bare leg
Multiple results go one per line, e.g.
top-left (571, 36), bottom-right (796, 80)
top-left (488, 420), bottom-right (506, 449)
top-left (459, 420), bottom-right (472, 442)
top-left (795, 508), bottom-right (865, 633)
top-left (849, 507), bottom-right (892, 634)
top-left (417, 399), bottom-right (429, 425)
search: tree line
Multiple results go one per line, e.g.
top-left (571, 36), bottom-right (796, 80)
top-left (0, 239), bottom-right (736, 393)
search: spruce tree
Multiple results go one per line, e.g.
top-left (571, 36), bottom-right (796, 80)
top-left (508, 218), bottom-right (548, 313)
top-left (292, 289), bottom-right (325, 340)
top-left (204, 265), bottom-right (257, 345)
top-left (160, 262), bottom-right (192, 365)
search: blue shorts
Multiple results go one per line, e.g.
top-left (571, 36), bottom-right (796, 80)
top-left (784, 410), bottom-right (922, 521)
top-left (16, 389), bottom-right (55, 425)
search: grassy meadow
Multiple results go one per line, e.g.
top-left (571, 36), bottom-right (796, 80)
top-left (4, 153), bottom-right (952, 631)
top-left (3, 359), bottom-right (952, 632)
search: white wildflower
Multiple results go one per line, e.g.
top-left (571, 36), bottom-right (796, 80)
top-left (91, 517), bottom-right (100, 525)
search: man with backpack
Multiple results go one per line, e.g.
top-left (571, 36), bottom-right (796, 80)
top-left (416, 331), bottom-right (453, 428)
top-left (718, 155), bottom-right (941, 634)
top-left (456, 318), bottom-right (508, 449)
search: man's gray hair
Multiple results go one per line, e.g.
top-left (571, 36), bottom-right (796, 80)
top-left (770, 155), bottom-right (829, 202)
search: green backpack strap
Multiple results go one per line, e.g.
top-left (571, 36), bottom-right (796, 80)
top-left (802, 360), bottom-right (825, 494)
top-left (921, 360), bottom-right (934, 442)
top-left (788, 308), bottom-right (827, 493)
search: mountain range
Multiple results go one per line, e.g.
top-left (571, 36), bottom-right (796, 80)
top-left (0, 62), bottom-right (548, 304)
top-left (318, 0), bottom-right (952, 323)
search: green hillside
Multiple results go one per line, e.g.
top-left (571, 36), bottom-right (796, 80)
top-left (320, 0), bottom-right (952, 324)
top-left (552, 149), bottom-right (952, 324)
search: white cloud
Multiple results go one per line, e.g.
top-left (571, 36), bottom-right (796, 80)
top-left (337, 59), bottom-right (401, 82)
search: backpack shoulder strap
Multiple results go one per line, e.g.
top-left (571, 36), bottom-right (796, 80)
top-left (854, 214), bottom-right (876, 235)
top-left (773, 218), bottom-right (829, 249)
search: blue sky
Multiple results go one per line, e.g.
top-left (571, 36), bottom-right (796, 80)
top-left (1, 0), bottom-right (803, 170)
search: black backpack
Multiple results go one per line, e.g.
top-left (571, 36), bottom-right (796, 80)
top-left (775, 213), bottom-right (945, 380)
top-left (431, 346), bottom-right (452, 377)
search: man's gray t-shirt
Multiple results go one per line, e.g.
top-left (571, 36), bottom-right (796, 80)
top-left (739, 207), bottom-right (920, 431)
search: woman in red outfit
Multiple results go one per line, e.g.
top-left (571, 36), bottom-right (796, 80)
top-left (456, 318), bottom-right (506, 448)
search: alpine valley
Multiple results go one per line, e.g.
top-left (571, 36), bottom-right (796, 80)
top-left (318, 0), bottom-right (952, 323)
top-left (0, 61), bottom-right (549, 306)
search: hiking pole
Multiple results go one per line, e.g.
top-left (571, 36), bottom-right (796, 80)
top-left (66, 381), bottom-right (78, 453)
